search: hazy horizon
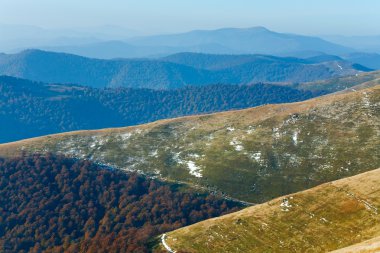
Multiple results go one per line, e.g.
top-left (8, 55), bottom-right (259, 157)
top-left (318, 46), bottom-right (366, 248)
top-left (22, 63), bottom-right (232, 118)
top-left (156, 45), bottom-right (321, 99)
top-left (1, 0), bottom-right (380, 36)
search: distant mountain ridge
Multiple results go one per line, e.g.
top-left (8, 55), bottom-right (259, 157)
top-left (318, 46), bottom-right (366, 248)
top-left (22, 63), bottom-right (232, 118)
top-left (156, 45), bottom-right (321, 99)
top-left (129, 27), bottom-right (353, 55)
top-left (344, 52), bottom-right (380, 70)
top-left (44, 27), bottom-right (355, 59)
top-left (0, 50), bottom-right (369, 89)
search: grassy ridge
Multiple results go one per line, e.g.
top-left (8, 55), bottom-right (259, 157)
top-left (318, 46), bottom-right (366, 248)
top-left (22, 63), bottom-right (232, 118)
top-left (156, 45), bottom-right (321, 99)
top-left (331, 236), bottom-right (380, 253)
top-left (160, 168), bottom-right (380, 253)
top-left (0, 85), bottom-right (379, 203)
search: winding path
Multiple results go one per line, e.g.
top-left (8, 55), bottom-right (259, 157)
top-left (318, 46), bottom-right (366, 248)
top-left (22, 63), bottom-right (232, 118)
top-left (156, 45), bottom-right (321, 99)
top-left (161, 234), bottom-right (176, 253)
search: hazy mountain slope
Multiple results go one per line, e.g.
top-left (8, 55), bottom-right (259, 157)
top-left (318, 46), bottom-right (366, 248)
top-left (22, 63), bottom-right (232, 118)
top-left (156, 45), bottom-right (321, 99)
top-left (1, 84), bottom-right (378, 203)
top-left (158, 167), bottom-right (380, 253)
top-left (44, 40), bottom-right (212, 59)
top-left (0, 24), bottom-right (140, 53)
top-left (44, 40), bottom-right (148, 59)
top-left (324, 34), bottom-right (380, 54)
top-left (37, 27), bottom-right (354, 59)
top-left (0, 75), bottom-right (328, 143)
top-left (162, 53), bottom-right (306, 70)
top-left (163, 52), bottom-right (362, 71)
top-left (0, 50), bottom-right (368, 89)
top-left (0, 50), bottom-right (211, 89)
top-left (344, 52), bottom-right (380, 70)
top-left (163, 53), bottom-right (373, 83)
top-left (129, 27), bottom-right (353, 56)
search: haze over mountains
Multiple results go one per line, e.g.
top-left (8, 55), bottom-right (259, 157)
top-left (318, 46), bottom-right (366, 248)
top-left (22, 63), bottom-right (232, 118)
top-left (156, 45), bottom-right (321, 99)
top-left (2, 25), bottom-right (380, 75)
top-left (324, 34), bottom-right (380, 54)
top-left (1, 20), bottom-right (380, 253)
top-left (0, 24), bottom-right (140, 53)
top-left (43, 27), bottom-right (354, 59)
top-left (1, 25), bottom-right (374, 58)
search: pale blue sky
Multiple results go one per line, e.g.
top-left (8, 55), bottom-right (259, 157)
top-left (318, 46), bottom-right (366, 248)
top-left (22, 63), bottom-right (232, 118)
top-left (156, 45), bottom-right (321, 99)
top-left (0, 0), bottom-right (379, 35)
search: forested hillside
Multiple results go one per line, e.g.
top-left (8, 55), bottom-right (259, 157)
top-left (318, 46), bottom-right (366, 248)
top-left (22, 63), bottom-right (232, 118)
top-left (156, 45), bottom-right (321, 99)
top-left (0, 154), bottom-right (240, 253)
top-left (0, 76), bottom-right (326, 143)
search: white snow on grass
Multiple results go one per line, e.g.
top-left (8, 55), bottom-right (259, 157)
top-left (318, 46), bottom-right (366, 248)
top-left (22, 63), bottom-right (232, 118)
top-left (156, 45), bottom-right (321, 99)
top-left (273, 127), bottom-right (281, 139)
top-left (280, 198), bottom-right (292, 212)
top-left (188, 153), bottom-right (200, 159)
top-left (227, 127), bottom-right (235, 132)
top-left (362, 92), bottom-right (371, 108)
top-left (187, 161), bottom-right (203, 178)
top-left (120, 132), bottom-right (133, 141)
top-left (246, 126), bottom-right (255, 134)
top-left (292, 130), bottom-right (300, 145)
top-left (173, 152), bottom-right (184, 164)
top-left (150, 149), bottom-right (158, 158)
top-left (90, 136), bottom-right (107, 148)
top-left (230, 137), bottom-right (244, 151)
top-left (173, 152), bottom-right (203, 178)
top-left (249, 152), bottom-right (262, 163)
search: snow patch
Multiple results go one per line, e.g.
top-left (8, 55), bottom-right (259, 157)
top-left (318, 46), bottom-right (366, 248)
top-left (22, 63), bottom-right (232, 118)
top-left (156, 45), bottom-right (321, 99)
top-left (246, 126), bottom-right (255, 134)
top-left (280, 198), bottom-right (292, 212)
top-left (90, 136), bottom-right (107, 148)
top-left (150, 149), bottom-right (158, 158)
top-left (188, 153), bottom-right (200, 159)
top-left (230, 138), bottom-right (244, 151)
top-left (362, 92), bottom-right (371, 108)
top-left (227, 127), bottom-right (235, 132)
top-left (292, 130), bottom-right (300, 145)
top-left (250, 152), bottom-right (262, 163)
top-left (187, 161), bottom-right (203, 178)
top-left (273, 127), bottom-right (281, 139)
top-left (120, 132), bottom-right (133, 141)
top-left (173, 152), bottom-right (184, 164)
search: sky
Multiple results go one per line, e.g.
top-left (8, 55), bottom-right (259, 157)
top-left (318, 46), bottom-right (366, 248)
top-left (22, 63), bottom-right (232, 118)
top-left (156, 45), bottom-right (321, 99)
top-left (0, 0), bottom-right (379, 36)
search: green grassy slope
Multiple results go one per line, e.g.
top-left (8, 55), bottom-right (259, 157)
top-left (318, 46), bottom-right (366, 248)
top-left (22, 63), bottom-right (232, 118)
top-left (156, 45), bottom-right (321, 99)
top-left (158, 168), bottom-right (380, 253)
top-left (0, 85), bottom-right (379, 203)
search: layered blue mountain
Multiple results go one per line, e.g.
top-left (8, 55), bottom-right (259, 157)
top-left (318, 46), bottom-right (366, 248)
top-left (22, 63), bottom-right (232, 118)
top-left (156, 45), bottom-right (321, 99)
top-left (324, 34), bottom-right (380, 54)
top-left (44, 27), bottom-right (354, 59)
top-left (343, 52), bottom-right (380, 70)
top-left (0, 50), bottom-right (369, 89)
